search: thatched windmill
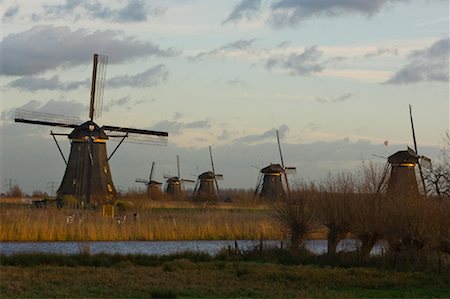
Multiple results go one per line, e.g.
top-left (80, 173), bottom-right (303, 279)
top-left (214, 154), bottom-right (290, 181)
top-left (15, 54), bottom-right (168, 208)
top-left (193, 146), bottom-right (223, 201)
top-left (254, 130), bottom-right (296, 200)
top-left (385, 105), bottom-right (431, 197)
top-left (164, 155), bottom-right (195, 200)
top-left (136, 162), bottom-right (163, 199)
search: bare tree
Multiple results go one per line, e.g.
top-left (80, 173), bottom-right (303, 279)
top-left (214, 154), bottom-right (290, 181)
top-left (383, 193), bottom-right (439, 252)
top-left (314, 172), bottom-right (354, 255)
top-left (271, 185), bottom-right (315, 249)
top-left (349, 161), bottom-right (389, 259)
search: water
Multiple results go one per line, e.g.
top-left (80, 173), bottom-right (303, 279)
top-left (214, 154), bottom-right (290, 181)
top-left (0, 239), bottom-right (385, 256)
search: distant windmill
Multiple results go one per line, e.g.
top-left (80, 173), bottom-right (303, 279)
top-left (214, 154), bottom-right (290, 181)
top-left (254, 130), bottom-right (296, 200)
top-left (385, 105), bottom-right (432, 197)
top-left (164, 155), bottom-right (195, 200)
top-left (193, 146), bottom-right (223, 201)
top-left (136, 162), bottom-right (163, 200)
top-left (15, 54), bottom-right (168, 208)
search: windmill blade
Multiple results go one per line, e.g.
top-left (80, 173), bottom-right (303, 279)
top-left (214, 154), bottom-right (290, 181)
top-left (276, 129), bottom-right (291, 198)
top-left (420, 155), bottom-right (432, 169)
top-left (15, 109), bottom-right (80, 128)
top-left (135, 178), bottom-right (149, 184)
top-left (284, 167), bottom-right (297, 175)
top-left (103, 125), bottom-right (168, 145)
top-left (409, 104), bottom-right (427, 194)
top-left (254, 172), bottom-right (263, 197)
top-left (209, 146), bottom-right (221, 198)
top-left (176, 155), bottom-right (181, 178)
top-left (163, 174), bottom-right (173, 179)
top-left (89, 54), bottom-right (108, 121)
top-left (149, 162), bottom-right (155, 181)
top-left (180, 178), bottom-right (195, 183)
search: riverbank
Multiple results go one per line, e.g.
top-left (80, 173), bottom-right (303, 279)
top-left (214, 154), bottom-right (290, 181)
top-left (1, 251), bottom-right (449, 298)
top-left (0, 201), bottom-right (326, 241)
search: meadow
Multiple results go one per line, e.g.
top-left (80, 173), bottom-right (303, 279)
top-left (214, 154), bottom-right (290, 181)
top-left (0, 202), bottom-right (278, 242)
top-left (1, 251), bottom-right (449, 298)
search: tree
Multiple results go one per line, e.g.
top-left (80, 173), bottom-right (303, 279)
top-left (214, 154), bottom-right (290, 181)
top-left (314, 172), bottom-right (354, 255)
top-left (272, 185), bottom-right (315, 249)
top-left (8, 185), bottom-right (23, 197)
top-left (349, 161), bottom-right (389, 259)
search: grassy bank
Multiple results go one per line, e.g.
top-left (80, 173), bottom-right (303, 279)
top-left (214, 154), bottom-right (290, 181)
top-left (1, 251), bottom-right (449, 298)
top-left (0, 202), bottom-right (287, 241)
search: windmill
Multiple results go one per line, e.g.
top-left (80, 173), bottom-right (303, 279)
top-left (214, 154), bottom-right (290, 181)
top-left (385, 105), bottom-right (431, 197)
top-left (136, 162), bottom-right (163, 200)
top-left (193, 146), bottom-right (223, 201)
top-left (164, 155), bottom-right (195, 200)
top-left (15, 54), bottom-right (168, 208)
top-left (254, 129), bottom-right (296, 200)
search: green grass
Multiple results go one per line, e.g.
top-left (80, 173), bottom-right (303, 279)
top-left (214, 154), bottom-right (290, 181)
top-left (1, 251), bottom-right (449, 298)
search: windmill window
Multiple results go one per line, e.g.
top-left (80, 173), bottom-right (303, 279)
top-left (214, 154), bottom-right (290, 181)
top-left (107, 184), bottom-right (113, 192)
top-left (103, 166), bottom-right (108, 173)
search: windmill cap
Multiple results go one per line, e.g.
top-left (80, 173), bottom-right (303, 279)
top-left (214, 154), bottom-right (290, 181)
top-left (167, 177), bottom-right (181, 183)
top-left (69, 121), bottom-right (108, 140)
top-left (199, 171), bottom-right (216, 179)
top-left (261, 163), bottom-right (284, 173)
top-left (388, 150), bottom-right (418, 166)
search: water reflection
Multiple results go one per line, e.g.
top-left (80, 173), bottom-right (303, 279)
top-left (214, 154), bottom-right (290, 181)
top-left (0, 239), bottom-right (385, 256)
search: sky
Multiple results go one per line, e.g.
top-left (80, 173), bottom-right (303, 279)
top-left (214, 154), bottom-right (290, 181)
top-left (0, 0), bottom-right (449, 195)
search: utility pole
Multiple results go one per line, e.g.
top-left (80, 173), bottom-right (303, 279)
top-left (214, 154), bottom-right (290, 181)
top-left (47, 181), bottom-right (58, 196)
top-left (4, 179), bottom-right (16, 195)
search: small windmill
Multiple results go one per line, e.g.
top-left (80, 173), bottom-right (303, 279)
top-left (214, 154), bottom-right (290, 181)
top-left (164, 155), bottom-right (195, 200)
top-left (193, 146), bottom-right (223, 201)
top-left (15, 54), bottom-right (168, 208)
top-left (136, 162), bottom-right (163, 200)
top-left (254, 129), bottom-right (296, 200)
top-left (385, 105), bottom-right (432, 197)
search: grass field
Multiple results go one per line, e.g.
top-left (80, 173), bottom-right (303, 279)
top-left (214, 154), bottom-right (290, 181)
top-left (0, 199), bottom-right (326, 241)
top-left (0, 198), bottom-right (281, 241)
top-left (1, 252), bottom-right (449, 298)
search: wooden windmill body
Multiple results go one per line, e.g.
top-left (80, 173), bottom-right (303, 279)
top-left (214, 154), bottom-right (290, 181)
top-left (259, 163), bottom-right (286, 199)
top-left (254, 130), bottom-right (296, 200)
top-left (164, 155), bottom-right (194, 200)
top-left (384, 105), bottom-right (431, 198)
top-left (15, 54), bottom-right (168, 208)
top-left (386, 149), bottom-right (420, 198)
top-left (136, 162), bottom-right (163, 200)
top-left (193, 147), bottom-right (222, 201)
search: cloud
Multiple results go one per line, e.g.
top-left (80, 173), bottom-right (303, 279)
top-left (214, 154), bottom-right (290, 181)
top-left (34, 0), bottom-right (166, 23)
top-left (363, 46), bottom-right (399, 58)
top-left (228, 78), bottom-right (248, 86)
top-left (233, 124), bottom-right (289, 144)
top-left (190, 39), bottom-right (257, 60)
top-left (266, 45), bottom-right (325, 76)
top-left (385, 37), bottom-right (449, 84)
top-left (222, 0), bottom-right (262, 24)
top-left (3, 5), bottom-right (19, 21)
top-left (268, 0), bottom-right (406, 28)
top-left (315, 92), bottom-right (355, 104)
top-left (8, 76), bottom-right (89, 91)
top-left (152, 118), bottom-right (212, 135)
top-left (1, 25), bottom-right (179, 76)
top-left (107, 64), bottom-right (169, 88)
top-left (103, 96), bottom-right (133, 111)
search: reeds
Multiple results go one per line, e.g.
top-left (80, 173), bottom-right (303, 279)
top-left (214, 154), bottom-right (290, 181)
top-left (0, 206), bottom-right (282, 241)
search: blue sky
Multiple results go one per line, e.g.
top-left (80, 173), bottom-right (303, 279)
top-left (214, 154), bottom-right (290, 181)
top-left (0, 0), bottom-right (449, 194)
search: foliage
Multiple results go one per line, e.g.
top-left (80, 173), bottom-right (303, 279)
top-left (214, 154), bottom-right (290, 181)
top-left (1, 251), bottom-right (449, 298)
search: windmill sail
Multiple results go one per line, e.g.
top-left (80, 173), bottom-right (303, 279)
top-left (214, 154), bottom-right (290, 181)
top-left (15, 109), bottom-right (81, 128)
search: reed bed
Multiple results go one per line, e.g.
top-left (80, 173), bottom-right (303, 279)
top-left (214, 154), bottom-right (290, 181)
top-left (0, 206), bottom-right (283, 241)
